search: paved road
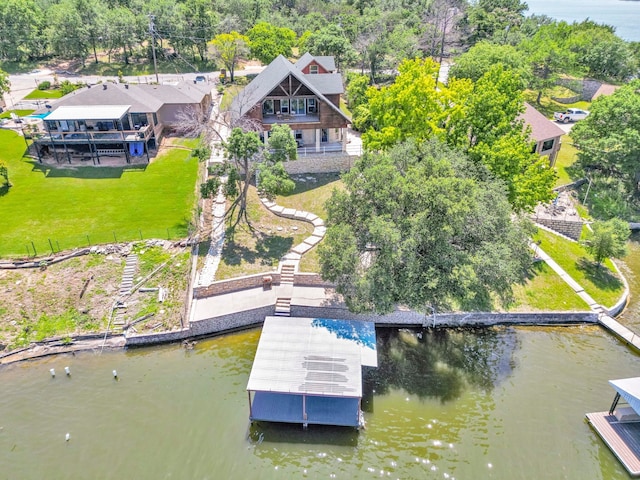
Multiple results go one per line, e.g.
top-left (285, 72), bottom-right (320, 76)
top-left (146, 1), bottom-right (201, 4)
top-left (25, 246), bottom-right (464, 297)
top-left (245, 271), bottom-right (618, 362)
top-left (3, 65), bottom-right (266, 110)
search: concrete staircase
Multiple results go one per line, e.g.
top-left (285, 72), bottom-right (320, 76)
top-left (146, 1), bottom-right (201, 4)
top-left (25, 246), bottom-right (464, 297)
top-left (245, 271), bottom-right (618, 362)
top-left (274, 264), bottom-right (295, 317)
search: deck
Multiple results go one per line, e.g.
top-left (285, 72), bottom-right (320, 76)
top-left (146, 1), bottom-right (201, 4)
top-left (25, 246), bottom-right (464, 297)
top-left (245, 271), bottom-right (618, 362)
top-left (586, 411), bottom-right (640, 476)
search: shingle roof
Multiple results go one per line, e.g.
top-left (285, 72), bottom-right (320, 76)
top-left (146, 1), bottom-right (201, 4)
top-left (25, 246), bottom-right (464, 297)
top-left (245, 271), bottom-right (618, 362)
top-left (305, 73), bottom-right (344, 95)
top-left (231, 55), bottom-right (349, 122)
top-left (295, 53), bottom-right (336, 72)
top-left (520, 103), bottom-right (565, 142)
top-left (44, 82), bottom-right (210, 114)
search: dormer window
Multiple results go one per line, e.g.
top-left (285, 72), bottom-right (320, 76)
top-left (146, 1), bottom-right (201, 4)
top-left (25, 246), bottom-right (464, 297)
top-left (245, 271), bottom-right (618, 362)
top-left (309, 65), bottom-right (319, 74)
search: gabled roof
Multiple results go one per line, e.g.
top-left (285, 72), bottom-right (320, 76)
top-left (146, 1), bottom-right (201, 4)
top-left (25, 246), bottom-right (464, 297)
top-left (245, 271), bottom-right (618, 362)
top-left (231, 55), bottom-right (349, 122)
top-left (610, 378), bottom-right (640, 416)
top-left (520, 102), bottom-right (565, 142)
top-left (295, 53), bottom-right (336, 72)
top-left (305, 74), bottom-right (344, 95)
top-left (42, 82), bottom-right (210, 114)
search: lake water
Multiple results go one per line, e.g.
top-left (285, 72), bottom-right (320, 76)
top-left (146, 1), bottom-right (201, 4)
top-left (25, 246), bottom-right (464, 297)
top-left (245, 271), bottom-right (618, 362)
top-left (525, 0), bottom-right (640, 41)
top-left (1, 325), bottom-right (639, 479)
top-left (2, 239), bottom-right (640, 479)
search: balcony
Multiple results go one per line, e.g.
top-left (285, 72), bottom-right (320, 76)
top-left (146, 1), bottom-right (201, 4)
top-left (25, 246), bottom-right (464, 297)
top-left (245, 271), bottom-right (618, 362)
top-left (263, 113), bottom-right (320, 124)
top-left (35, 125), bottom-right (153, 144)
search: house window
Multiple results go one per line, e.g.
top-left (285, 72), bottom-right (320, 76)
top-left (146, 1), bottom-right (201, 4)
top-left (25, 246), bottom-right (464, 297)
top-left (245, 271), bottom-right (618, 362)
top-left (262, 99), bottom-right (274, 115)
top-left (307, 98), bottom-right (316, 114)
top-left (280, 99), bottom-right (289, 114)
top-left (541, 139), bottom-right (555, 152)
top-left (295, 130), bottom-right (303, 140)
top-left (291, 98), bottom-right (305, 115)
top-left (309, 65), bottom-right (319, 74)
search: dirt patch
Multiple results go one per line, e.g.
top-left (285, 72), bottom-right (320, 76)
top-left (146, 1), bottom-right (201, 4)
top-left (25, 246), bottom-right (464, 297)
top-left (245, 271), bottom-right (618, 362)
top-left (0, 252), bottom-right (123, 351)
top-left (0, 240), bottom-right (193, 353)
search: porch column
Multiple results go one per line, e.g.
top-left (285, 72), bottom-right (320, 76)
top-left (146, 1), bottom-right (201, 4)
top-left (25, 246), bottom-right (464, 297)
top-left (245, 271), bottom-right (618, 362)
top-left (315, 128), bottom-right (320, 153)
top-left (341, 127), bottom-right (347, 152)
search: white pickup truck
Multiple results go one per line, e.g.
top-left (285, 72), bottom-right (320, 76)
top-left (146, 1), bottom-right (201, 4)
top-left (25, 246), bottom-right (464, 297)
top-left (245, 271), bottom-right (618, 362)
top-left (554, 108), bottom-right (590, 123)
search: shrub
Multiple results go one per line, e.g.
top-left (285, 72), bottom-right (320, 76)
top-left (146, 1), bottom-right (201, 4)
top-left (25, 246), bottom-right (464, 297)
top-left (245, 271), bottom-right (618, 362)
top-left (37, 81), bottom-right (51, 90)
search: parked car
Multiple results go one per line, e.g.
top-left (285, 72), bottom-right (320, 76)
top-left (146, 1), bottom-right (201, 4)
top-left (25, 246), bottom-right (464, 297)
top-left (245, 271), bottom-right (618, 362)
top-left (554, 108), bottom-right (590, 123)
top-left (194, 75), bottom-right (207, 84)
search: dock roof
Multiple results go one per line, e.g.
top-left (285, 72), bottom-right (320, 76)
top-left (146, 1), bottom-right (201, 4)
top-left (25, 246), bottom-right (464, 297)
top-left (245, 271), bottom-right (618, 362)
top-left (247, 317), bottom-right (377, 398)
top-left (610, 377), bottom-right (640, 415)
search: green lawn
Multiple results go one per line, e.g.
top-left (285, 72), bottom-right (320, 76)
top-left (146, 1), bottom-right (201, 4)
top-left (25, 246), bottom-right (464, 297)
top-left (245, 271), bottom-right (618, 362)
top-left (0, 109), bottom-right (35, 119)
top-left (0, 130), bottom-right (199, 258)
top-left (554, 135), bottom-right (579, 188)
top-left (533, 229), bottom-right (625, 308)
top-left (508, 261), bottom-right (590, 311)
top-left (24, 89), bottom-right (64, 99)
top-left (276, 173), bottom-right (344, 272)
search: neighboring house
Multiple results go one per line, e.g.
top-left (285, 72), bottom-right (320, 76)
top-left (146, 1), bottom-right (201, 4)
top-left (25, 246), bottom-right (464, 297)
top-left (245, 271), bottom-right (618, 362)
top-left (230, 53), bottom-right (350, 154)
top-left (520, 102), bottom-right (565, 167)
top-left (33, 82), bottom-right (212, 164)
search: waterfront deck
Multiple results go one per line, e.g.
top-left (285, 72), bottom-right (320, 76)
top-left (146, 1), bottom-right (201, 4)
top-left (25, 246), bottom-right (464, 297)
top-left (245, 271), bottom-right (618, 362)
top-left (586, 411), bottom-right (640, 476)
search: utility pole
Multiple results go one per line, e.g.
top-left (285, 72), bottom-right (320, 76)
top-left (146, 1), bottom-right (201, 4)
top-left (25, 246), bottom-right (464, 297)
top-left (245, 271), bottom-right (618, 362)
top-left (148, 15), bottom-right (159, 84)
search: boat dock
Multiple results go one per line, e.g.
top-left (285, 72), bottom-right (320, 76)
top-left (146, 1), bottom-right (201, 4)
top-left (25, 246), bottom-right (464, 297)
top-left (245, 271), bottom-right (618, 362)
top-left (586, 412), bottom-right (640, 476)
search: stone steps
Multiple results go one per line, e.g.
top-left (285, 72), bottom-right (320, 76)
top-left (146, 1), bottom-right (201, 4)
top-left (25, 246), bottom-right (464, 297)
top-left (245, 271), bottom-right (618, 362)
top-left (280, 264), bottom-right (295, 284)
top-left (274, 297), bottom-right (291, 317)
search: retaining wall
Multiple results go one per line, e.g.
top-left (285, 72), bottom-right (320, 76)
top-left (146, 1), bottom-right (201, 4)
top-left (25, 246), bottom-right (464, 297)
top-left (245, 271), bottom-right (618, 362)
top-left (294, 273), bottom-right (334, 288)
top-left (534, 217), bottom-right (583, 240)
top-left (193, 273), bottom-right (280, 298)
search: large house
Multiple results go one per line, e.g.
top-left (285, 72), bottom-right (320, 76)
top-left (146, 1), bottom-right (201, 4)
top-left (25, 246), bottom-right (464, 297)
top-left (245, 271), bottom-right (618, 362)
top-left (33, 82), bottom-right (212, 164)
top-left (230, 53), bottom-right (351, 154)
top-left (520, 102), bottom-right (566, 166)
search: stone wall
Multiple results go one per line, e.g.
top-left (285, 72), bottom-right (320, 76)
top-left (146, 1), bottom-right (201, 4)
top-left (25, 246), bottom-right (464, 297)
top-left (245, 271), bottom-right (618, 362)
top-left (284, 154), bottom-right (355, 174)
top-left (294, 272), bottom-right (334, 287)
top-left (125, 328), bottom-right (192, 346)
top-left (193, 273), bottom-right (280, 298)
top-left (534, 217), bottom-right (583, 240)
top-left (189, 305), bottom-right (274, 336)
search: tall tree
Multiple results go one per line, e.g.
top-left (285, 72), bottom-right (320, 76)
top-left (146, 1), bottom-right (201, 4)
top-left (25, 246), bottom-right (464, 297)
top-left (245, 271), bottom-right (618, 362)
top-left (465, 0), bottom-right (527, 44)
top-left (583, 218), bottom-right (630, 267)
top-left (518, 22), bottom-right (574, 105)
top-left (46, 0), bottom-right (90, 65)
top-left (571, 80), bottom-right (640, 216)
top-left (210, 31), bottom-right (249, 82)
top-left (223, 128), bottom-right (263, 226)
top-left (448, 41), bottom-right (531, 85)
top-left (304, 24), bottom-right (357, 70)
top-left (318, 139), bottom-right (533, 314)
top-left (0, 0), bottom-right (44, 62)
top-left (247, 22), bottom-right (296, 65)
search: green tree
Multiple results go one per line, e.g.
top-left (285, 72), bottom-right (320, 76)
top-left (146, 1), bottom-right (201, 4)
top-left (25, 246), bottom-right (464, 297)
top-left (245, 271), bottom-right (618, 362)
top-left (304, 24), bottom-right (356, 69)
top-left (318, 139), bottom-right (533, 314)
top-left (200, 177), bottom-right (221, 199)
top-left (46, 0), bottom-right (90, 64)
top-left (210, 31), bottom-right (249, 82)
top-left (0, 161), bottom-right (9, 190)
top-left (568, 21), bottom-right (637, 81)
top-left (0, 0), bottom-right (44, 61)
top-left (223, 128), bottom-right (263, 225)
top-left (572, 80), bottom-right (640, 217)
top-left (583, 218), bottom-right (630, 267)
top-left (257, 124), bottom-right (296, 200)
top-left (0, 69), bottom-right (10, 98)
top-left (247, 22), bottom-right (296, 65)
top-left (448, 41), bottom-right (531, 85)
top-left (518, 22), bottom-right (575, 104)
top-left (465, 0), bottom-right (527, 44)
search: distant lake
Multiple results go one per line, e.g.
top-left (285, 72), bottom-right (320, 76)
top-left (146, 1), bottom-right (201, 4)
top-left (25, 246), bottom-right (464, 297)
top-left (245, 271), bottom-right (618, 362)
top-left (525, 0), bottom-right (640, 41)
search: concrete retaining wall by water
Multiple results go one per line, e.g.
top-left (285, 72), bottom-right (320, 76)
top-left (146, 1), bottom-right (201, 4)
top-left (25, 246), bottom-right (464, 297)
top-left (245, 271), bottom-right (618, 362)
top-left (124, 307), bottom-right (598, 348)
top-left (193, 273), bottom-right (281, 298)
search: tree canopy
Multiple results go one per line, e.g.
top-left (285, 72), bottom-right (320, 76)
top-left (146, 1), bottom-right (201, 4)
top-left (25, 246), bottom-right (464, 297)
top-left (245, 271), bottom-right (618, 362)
top-left (318, 139), bottom-right (533, 314)
top-left (360, 59), bottom-right (555, 212)
top-left (583, 218), bottom-right (630, 266)
top-left (210, 31), bottom-right (249, 81)
top-left (246, 22), bottom-right (296, 65)
top-left (448, 41), bottom-right (531, 85)
top-left (571, 80), bottom-right (640, 219)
